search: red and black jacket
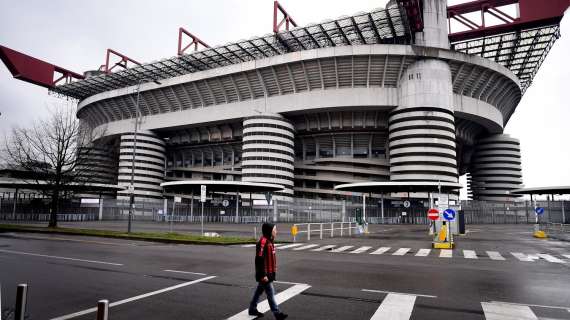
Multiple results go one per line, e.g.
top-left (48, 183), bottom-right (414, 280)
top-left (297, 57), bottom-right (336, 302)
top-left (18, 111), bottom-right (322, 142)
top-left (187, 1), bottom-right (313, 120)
top-left (255, 235), bottom-right (276, 282)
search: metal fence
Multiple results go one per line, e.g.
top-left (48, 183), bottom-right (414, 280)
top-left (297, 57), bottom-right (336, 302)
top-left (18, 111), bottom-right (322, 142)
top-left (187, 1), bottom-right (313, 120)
top-left (0, 196), bottom-right (568, 225)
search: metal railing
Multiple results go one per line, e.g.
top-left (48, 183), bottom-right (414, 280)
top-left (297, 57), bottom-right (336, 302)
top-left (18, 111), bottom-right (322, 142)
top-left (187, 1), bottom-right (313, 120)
top-left (292, 222), bottom-right (360, 242)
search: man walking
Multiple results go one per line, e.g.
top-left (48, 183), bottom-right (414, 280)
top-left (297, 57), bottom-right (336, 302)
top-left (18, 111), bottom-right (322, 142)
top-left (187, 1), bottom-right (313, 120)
top-left (248, 223), bottom-right (288, 319)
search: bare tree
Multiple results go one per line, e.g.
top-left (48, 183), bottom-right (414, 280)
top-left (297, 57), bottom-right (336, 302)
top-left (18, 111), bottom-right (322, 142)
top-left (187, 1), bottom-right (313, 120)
top-left (3, 103), bottom-right (103, 227)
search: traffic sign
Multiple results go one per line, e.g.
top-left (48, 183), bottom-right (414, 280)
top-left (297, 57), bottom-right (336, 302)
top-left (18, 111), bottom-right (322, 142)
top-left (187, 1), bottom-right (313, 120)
top-left (428, 208), bottom-right (439, 221)
top-left (291, 225), bottom-right (298, 236)
top-left (535, 207), bottom-right (545, 215)
top-left (174, 196), bottom-right (182, 203)
top-left (222, 199), bottom-right (230, 207)
top-left (403, 200), bottom-right (411, 208)
top-left (443, 208), bottom-right (456, 221)
top-left (200, 185), bottom-right (207, 202)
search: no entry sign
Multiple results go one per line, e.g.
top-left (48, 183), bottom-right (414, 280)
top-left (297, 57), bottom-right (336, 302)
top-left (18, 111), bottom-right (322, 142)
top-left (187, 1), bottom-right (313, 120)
top-left (428, 208), bottom-right (439, 221)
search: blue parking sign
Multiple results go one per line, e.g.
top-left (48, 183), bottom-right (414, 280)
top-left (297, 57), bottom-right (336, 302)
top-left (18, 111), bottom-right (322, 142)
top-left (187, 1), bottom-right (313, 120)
top-left (535, 207), bottom-right (545, 215)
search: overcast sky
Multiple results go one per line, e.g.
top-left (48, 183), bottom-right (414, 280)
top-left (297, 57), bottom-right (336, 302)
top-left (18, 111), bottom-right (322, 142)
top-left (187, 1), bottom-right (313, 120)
top-left (1, 1), bottom-right (568, 199)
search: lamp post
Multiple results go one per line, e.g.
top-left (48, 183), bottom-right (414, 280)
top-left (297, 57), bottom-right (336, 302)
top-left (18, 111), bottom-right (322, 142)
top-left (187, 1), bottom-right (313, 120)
top-left (127, 78), bottom-right (161, 233)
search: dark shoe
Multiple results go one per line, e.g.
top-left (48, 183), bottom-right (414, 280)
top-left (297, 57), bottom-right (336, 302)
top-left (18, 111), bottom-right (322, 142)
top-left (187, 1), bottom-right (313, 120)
top-left (248, 309), bottom-right (264, 317)
top-left (275, 312), bottom-right (288, 320)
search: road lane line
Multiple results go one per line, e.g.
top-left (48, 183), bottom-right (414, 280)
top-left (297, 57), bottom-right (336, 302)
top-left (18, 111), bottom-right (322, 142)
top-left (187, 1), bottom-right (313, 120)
top-left (463, 250), bottom-right (478, 259)
top-left (227, 283), bottom-right (311, 320)
top-left (439, 250), bottom-right (452, 258)
top-left (392, 248), bottom-right (411, 256)
top-left (311, 245), bottom-right (336, 252)
top-left (351, 246), bottom-right (372, 254)
top-left (330, 246), bottom-right (353, 253)
top-left (481, 302), bottom-right (538, 320)
top-left (370, 247), bottom-right (391, 255)
top-left (292, 244), bottom-right (318, 251)
top-left (562, 254), bottom-right (570, 259)
top-left (51, 275), bottom-right (216, 320)
top-left (362, 289), bottom-right (436, 299)
top-left (490, 301), bottom-right (570, 311)
top-left (241, 244), bottom-right (256, 247)
top-left (537, 254), bottom-right (566, 263)
top-left (163, 269), bottom-right (207, 276)
top-left (0, 249), bottom-right (123, 266)
top-left (369, 293), bottom-right (416, 320)
top-left (511, 252), bottom-right (537, 262)
top-left (487, 251), bottom-right (506, 261)
top-left (273, 243), bottom-right (286, 247)
top-left (277, 243), bottom-right (305, 250)
top-left (415, 249), bottom-right (431, 257)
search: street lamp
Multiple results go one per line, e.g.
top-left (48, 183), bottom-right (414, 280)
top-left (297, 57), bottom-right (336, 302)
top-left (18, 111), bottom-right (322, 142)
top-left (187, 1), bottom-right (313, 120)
top-left (127, 78), bottom-right (161, 233)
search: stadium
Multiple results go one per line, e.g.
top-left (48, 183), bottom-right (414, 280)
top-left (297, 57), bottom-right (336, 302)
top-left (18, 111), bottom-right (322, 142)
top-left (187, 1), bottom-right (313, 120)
top-left (1, 0), bottom-right (568, 207)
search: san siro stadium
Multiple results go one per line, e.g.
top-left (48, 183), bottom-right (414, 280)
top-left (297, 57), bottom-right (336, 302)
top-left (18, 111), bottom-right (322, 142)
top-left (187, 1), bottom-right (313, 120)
top-left (2, 0), bottom-right (568, 206)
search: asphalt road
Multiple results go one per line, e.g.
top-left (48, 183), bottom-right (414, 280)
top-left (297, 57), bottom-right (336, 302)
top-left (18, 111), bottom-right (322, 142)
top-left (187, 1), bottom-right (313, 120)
top-left (1, 224), bottom-right (569, 320)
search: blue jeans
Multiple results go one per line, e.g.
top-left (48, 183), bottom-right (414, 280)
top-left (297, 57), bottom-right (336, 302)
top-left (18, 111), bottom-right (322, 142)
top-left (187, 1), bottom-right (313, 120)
top-left (249, 281), bottom-right (280, 314)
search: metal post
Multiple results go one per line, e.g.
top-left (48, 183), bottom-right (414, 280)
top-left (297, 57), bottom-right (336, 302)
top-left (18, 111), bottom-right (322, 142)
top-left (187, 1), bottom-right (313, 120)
top-left (362, 194), bottom-right (366, 222)
top-left (98, 195), bottom-right (104, 221)
top-left (127, 82), bottom-right (144, 234)
top-left (190, 190), bottom-right (194, 222)
top-left (340, 222), bottom-right (343, 237)
top-left (253, 226), bottom-right (257, 240)
top-left (320, 223), bottom-right (323, 239)
top-left (201, 200), bottom-right (205, 236)
top-left (331, 222), bottom-right (334, 237)
top-left (170, 198), bottom-right (175, 233)
top-left (381, 193), bottom-right (385, 224)
top-left (307, 224), bottom-right (311, 241)
top-left (348, 222), bottom-right (352, 236)
top-left (15, 284), bottom-right (27, 320)
top-left (273, 198), bottom-right (278, 223)
top-left (96, 299), bottom-right (109, 320)
top-left (235, 190), bottom-right (240, 223)
top-left (562, 200), bottom-right (566, 224)
top-left (341, 200), bottom-right (346, 222)
top-left (12, 188), bottom-right (18, 219)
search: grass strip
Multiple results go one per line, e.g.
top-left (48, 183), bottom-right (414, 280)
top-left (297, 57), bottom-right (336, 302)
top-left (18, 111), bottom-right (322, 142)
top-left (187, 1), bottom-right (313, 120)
top-left (0, 223), bottom-right (256, 245)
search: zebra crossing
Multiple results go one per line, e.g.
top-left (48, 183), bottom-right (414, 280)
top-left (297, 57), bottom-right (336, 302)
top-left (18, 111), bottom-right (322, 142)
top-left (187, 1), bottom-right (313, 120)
top-left (225, 281), bottom-right (570, 319)
top-left (240, 243), bottom-right (569, 264)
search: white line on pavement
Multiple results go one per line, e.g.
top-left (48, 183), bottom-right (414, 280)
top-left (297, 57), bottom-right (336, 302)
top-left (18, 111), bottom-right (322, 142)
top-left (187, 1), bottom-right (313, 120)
top-left (293, 244), bottom-right (319, 251)
top-left (392, 248), bottom-right (411, 256)
top-left (511, 252), bottom-right (537, 262)
top-left (489, 301), bottom-right (570, 311)
top-left (163, 269), bottom-right (207, 276)
top-left (227, 283), bottom-right (311, 320)
top-left (370, 247), bottom-right (391, 255)
top-left (439, 250), bottom-right (452, 258)
top-left (562, 254), bottom-right (570, 259)
top-left (351, 246), bottom-right (372, 254)
top-left (0, 249), bottom-right (123, 266)
top-left (369, 293), bottom-right (417, 320)
top-left (330, 246), bottom-right (353, 253)
top-left (51, 275), bottom-right (216, 320)
top-left (481, 302), bottom-right (538, 320)
top-left (311, 245), bottom-right (336, 252)
top-left (362, 289), bottom-right (437, 299)
top-left (415, 249), bottom-right (431, 257)
top-left (242, 244), bottom-right (256, 247)
top-left (536, 254), bottom-right (566, 263)
top-left (277, 243), bottom-right (305, 250)
top-left (463, 250), bottom-right (478, 259)
top-left (487, 251), bottom-right (506, 261)
top-left (273, 244), bottom-right (285, 247)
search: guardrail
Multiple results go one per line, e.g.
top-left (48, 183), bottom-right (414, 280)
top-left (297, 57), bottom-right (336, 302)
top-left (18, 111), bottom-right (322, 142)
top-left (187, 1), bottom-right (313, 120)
top-left (292, 222), bottom-right (361, 242)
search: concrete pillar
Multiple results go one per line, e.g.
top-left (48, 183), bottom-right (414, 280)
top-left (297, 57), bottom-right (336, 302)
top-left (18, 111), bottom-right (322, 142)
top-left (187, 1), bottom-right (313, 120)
top-left (414, 0), bottom-right (450, 49)
top-left (117, 131), bottom-right (165, 202)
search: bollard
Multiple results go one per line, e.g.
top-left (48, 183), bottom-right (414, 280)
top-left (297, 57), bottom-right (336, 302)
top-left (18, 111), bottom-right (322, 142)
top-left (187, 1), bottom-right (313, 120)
top-left (15, 284), bottom-right (27, 320)
top-left (340, 222), bottom-right (343, 237)
top-left (331, 223), bottom-right (334, 238)
top-left (320, 223), bottom-right (323, 240)
top-left (254, 226), bottom-right (257, 240)
top-left (307, 224), bottom-right (311, 241)
top-left (96, 299), bottom-right (109, 320)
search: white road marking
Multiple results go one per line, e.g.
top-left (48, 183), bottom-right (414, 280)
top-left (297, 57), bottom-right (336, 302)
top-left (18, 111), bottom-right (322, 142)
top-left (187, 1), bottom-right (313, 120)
top-left (490, 301), bottom-right (570, 311)
top-left (277, 243), bottom-right (305, 250)
top-left (311, 245), bottom-right (336, 252)
top-left (351, 246), bottom-right (372, 254)
top-left (51, 275), bottom-right (216, 320)
top-left (392, 248), bottom-right (411, 256)
top-left (481, 302), bottom-right (538, 320)
top-left (331, 246), bottom-right (354, 253)
top-left (562, 254), bottom-right (570, 259)
top-left (241, 244), bottom-right (256, 247)
top-left (487, 251), bottom-right (506, 261)
top-left (463, 250), bottom-right (478, 259)
top-left (292, 244), bottom-right (319, 251)
top-left (163, 269), bottom-right (207, 276)
top-left (537, 254), bottom-right (566, 263)
top-left (227, 283), bottom-right (311, 320)
top-left (0, 249), bottom-right (123, 266)
top-left (273, 243), bottom-right (285, 247)
top-left (369, 293), bottom-right (417, 320)
top-left (415, 249), bottom-right (431, 257)
top-left (370, 247), bottom-right (391, 255)
top-left (511, 252), bottom-right (538, 262)
top-left (362, 289), bottom-right (437, 299)
top-left (439, 250), bottom-right (453, 258)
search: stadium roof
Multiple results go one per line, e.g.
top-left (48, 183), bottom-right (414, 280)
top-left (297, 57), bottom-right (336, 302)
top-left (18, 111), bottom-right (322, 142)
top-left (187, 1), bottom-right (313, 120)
top-left (51, 3), bottom-right (411, 100)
